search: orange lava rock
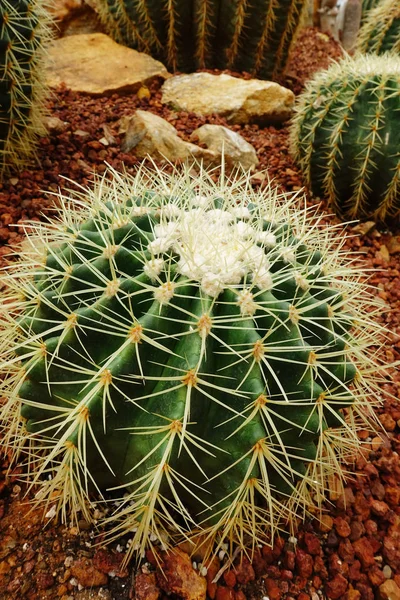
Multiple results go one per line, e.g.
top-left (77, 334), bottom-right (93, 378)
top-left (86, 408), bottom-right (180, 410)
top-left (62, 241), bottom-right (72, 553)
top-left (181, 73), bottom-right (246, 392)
top-left (70, 557), bottom-right (108, 587)
top-left (353, 538), bottom-right (376, 568)
top-left (251, 550), bottom-right (268, 577)
top-left (378, 579), bottom-right (400, 600)
top-left (134, 572), bottom-right (160, 600)
top-left (334, 517), bottom-right (351, 538)
top-left (370, 499), bottom-right (390, 518)
top-left (272, 536), bottom-right (285, 558)
top-left (304, 532), bottom-right (321, 555)
top-left (264, 577), bottom-right (282, 600)
top-left (354, 492), bottom-right (371, 521)
top-left (385, 487), bottom-right (400, 506)
top-left (371, 436), bottom-right (384, 451)
top-left (319, 514), bottom-right (334, 532)
top-left (156, 549), bottom-right (207, 600)
top-left (93, 548), bottom-right (129, 578)
top-left (296, 549), bottom-right (313, 579)
top-left (368, 564), bottom-right (386, 587)
top-left (36, 572), bottom-right (54, 590)
top-left (205, 557), bottom-right (220, 600)
top-left (233, 557), bottom-right (255, 585)
top-left (325, 573), bottom-right (348, 599)
top-left (379, 414), bottom-right (396, 432)
top-left (223, 570), bottom-right (236, 588)
top-left (215, 587), bottom-right (235, 600)
top-left (344, 587), bottom-right (361, 600)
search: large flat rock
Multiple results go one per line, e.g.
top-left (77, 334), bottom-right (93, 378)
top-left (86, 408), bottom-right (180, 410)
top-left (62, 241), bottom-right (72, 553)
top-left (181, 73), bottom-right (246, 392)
top-left (46, 33), bottom-right (169, 95)
top-left (161, 72), bottom-right (295, 124)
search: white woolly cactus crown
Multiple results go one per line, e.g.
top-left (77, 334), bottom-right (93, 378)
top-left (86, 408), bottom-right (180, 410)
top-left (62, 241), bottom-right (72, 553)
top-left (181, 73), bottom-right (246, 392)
top-left (0, 162), bottom-right (389, 562)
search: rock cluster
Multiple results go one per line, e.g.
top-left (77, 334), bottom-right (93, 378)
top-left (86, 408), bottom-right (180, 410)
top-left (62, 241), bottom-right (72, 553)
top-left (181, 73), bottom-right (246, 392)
top-left (119, 111), bottom-right (258, 170)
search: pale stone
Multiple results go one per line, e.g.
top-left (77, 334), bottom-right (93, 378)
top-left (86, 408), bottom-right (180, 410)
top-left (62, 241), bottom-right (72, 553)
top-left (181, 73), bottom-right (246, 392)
top-left (161, 72), bottom-right (294, 124)
top-left (46, 33), bottom-right (169, 96)
top-left (190, 124), bottom-right (258, 171)
top-left (43, 116), bottom-right (69, 133)
top-left (340, 0), bottom-right (362, 51)
top-left (119, 110), bottom-right (215, 163)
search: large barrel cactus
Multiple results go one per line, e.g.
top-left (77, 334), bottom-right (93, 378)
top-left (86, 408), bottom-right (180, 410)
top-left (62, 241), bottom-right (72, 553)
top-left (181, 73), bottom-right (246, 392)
top-left (0, 0), bottom-right (52, 175)
top-left (357, 0), bottom-right (400, 54)
top-left (92, 0), bottom-right (308, 79)
top-left (0, 164), bottom-right (383, 561)
top-left (290, 53), bottom-right (400, 221)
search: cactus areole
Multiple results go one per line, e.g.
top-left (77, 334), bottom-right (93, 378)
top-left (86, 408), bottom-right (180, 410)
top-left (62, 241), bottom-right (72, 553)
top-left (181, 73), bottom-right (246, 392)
top-left (0, 164), bottom-right (383, 560)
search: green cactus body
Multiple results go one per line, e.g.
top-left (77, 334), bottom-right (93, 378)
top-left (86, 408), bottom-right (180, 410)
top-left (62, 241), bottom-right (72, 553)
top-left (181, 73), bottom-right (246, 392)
top-left (360, 0), bottom-right (381, 24)
top-left (0, 0), bottom-right (52, 175)
top-left (357, 0), bottom-right (400, 54)
top-left (0, 164), bottom-right (383, 560)
top-left (290, 54), bottom-right (400, 221)
top-left (92, 0), bottom-right (307, 79)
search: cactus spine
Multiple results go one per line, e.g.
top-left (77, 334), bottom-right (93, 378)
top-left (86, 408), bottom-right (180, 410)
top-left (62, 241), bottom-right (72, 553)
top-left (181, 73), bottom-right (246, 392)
top-left (92, 0), bottom-right (308, 79)
top-left (0, 164), bottom-right (384, 561)
top-left (357, 0), bottom-right (400, 54)
top-left (290, 53), bottom-right (400, 221)
top-left (0, 0), bottom-right (52, 175)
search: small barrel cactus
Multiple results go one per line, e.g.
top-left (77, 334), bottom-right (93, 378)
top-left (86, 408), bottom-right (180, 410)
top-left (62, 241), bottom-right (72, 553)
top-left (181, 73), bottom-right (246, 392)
top-left (0, 163), bottom-right (384, 561)
top-left (290, 53), bottom-right (400, 221)
top-left (92, 0), bottom-right (308, 79)
top-left (0, 0), bottom-right (53, 175)
top-left (357, 0), bottom-right (400, 54)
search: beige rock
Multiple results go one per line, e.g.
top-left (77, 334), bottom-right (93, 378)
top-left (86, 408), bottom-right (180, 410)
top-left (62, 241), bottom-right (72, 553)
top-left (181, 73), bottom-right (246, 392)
top-left (161, 72), bottom-right (294, 124)
top-left (43, 116), bottom-right (69, 133)
top-left (190, 124), bottom-right (258, 171)
top-left (351, 221), bottom-right (376, 235)
top-left (46, 33), bottom-right (169, 95)
top-left (156, 549), bottom-right (207, 600)
top-left (49, 0), bottom-right (103, 37)
top-left (378, 579), bottom-right (400, 600)
top-left (120, 110), bottom-right (214, 163)
top-left (49, 0), bottom-right (83, 21)
top-left (387, 235), bottom-right (400, 254)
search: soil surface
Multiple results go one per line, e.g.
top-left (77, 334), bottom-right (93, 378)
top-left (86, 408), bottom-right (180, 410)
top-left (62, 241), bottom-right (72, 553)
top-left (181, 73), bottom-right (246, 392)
top-left (1, 28), bottom-right (400, 600)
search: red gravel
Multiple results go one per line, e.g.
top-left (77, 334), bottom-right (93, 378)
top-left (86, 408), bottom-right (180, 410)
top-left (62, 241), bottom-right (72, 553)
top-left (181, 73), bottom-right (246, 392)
top-left (0, 26), bottom-right (400, 600)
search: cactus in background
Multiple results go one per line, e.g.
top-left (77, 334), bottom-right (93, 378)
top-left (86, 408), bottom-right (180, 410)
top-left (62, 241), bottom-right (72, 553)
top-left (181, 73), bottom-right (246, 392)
top-left (360, 0), bottom-right (381, 23)
top-left (0, 163), bottom-right (384, 562)
top-left (290, 53), bottom-right (400, 221)
top-left (0, 0), bottom-right (53, 175)
top-left (357, 0), bottom-right (400, 53)
top-left (92, 0), bottom-right (308, 79)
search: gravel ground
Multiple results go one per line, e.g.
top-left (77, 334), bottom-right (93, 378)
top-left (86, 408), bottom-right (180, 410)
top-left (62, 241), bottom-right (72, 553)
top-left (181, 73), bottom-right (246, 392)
top-left (1, 28), bottom-right (400, 600)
